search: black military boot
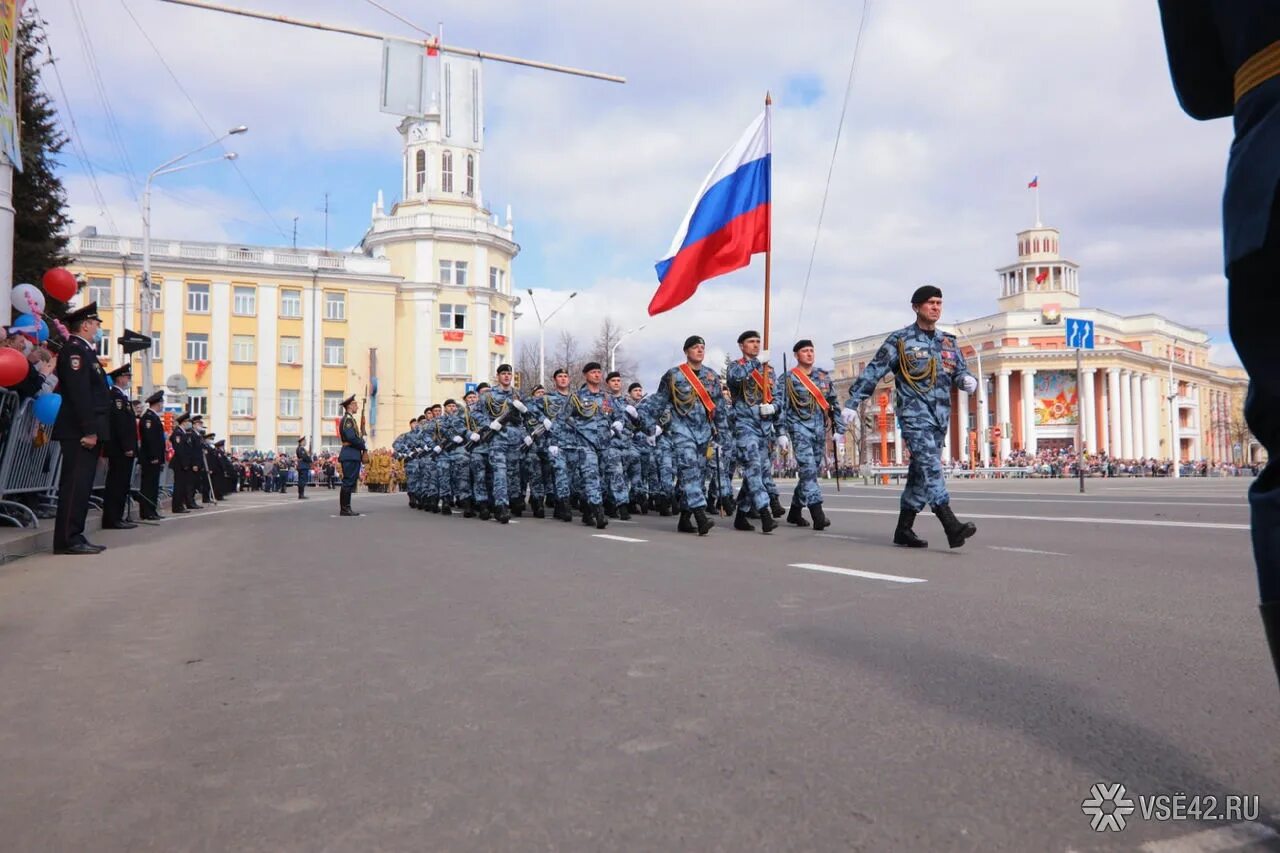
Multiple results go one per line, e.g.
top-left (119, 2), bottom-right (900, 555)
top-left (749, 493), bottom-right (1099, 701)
top-left (605, 499), bottom-right (619, 519)
top-left (693, 507), bottom-right (715, 536)
top-left (591, 503), bottom-right (608, 529)
top-left (581, 504), bottom-right (596, 526)
top-left (893, 508), bottom-right (928, 548)
top-left (633, 497), bottom-right (647, 515)
top-left (746, 506), bottom-right (760, 520)
top-left (720, 495), bottom-right (737, 517)
top-left (734, 509), bottom-right (756, 531)
top-left (769, 494), bottom-right (786, 518)
top-left (656, 495), bottom-right (672, 517)
top-left (809, 502), bottom-right (830, 531)
top-left (934, 503), bottom-right (977, 549)
top-left (759, 507), bottom-right (777, 534)
top-left (462, 498), bottom-right (476, 518)
top-left (787, 500), bottom-right (811, 527)
top-left (408, 494), bottom-right (418, 509)
top-left (439, 498), bottom-right (453, 516)
top-left (1261, 601), bottom-right (1280, 691)
top-left (494, 504), bottom-right (511, 524)
top-left (511, 496), bottom-right (526, 517)
top-left (478, 503), bottom-right (492, 521)
top-left (428, 496), bottom-right (440, 513)
top-left (677, 510), bottom-right (697, 533)
top-left (555, 499), bottom-right (572, 522)
top-left (530, 497), bottom-right (545, 519)
top-left (618, 503), bottom-right (631, 520)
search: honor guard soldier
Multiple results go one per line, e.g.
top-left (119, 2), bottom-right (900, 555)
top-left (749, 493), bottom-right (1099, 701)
top-left (138, 390), bottom-right (166, 520)
top-left (101, 363), bottom-right (139, 530)
top-left (51, 302), bottom-right (110, 555)
top-left (779, 339), bottom-right (842, 531)
top-left (565, 363), bottom-right (612, 529)
top-left (726, 330), bottom-right (780, 534)
top-left (296, 437), bottom-right (312, 499)
top-left (1157, 0), bottom-right (1280, 688)
top-left (840, 286), bottom-right (978, 548)
top-left (338, 394), bottom-right (367, 516)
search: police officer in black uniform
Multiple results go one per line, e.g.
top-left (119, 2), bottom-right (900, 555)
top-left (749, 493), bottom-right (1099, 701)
top-left (51, 302), bottom-right (110, 555)
top-left (1157, 1), bottom-right (1280, 689)
top-left (169, 413), bottom-right (197, 513)
top-left (338, 394), bottom-right (366, 516)
top-left (296, 436), bottom-right (312, 499)
top-left (138, 390), bottom-right (166, 519)
top-left (101, 363), bottom-right (138, 530)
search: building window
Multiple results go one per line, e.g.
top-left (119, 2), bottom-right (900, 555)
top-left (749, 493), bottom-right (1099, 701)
top-left (441, 149), bottom-right (454, 193)
top-left (231, 334), bottom-right (255, 362)
top-left (489, 310), bottom-right (505, 335)
top-left (439, 303), bottom-right (467, 330)
top-left (232, 285), bottom-right (256, 316)
top-left (87, 276), bottom-right (112, 308)
top-left (415, 149), bottom-right (426, 193)
top-left (279, 336), bottom-right (300, 364)
top-left (465, 153), bottom-right (475, 197)
top-left (489, 266), bottom-right (505, 291)
top-left (439, 260), bottom-right (468, 286)
top-left (280, 288), bottom-right (302, 317)
top-left (95, 328), bottom-right (111, 358)
top-left (279, 389), bottom-right (300, 418)
top-left (185, 332), bottom-right (209, 362)
top-left (186, 283), bottom-right (210, 313)
top-left (230, 388), bottom-right (255, 418)
top-left (321, 435), bottom-right (341, 450)
top-left (323, 337), bottom-right (345, 366)
top-left (490, 352), bottom-right (503, 377)
top-left (323, 391), bottom-right (344, 419)
top-left (150, 332), bottom-right (162, 360)
top-left (439, 347), bottom-right (468, 375)
top-left (229, 435), bottom-right (254, 452)
top-left (145, 283), bottom-right (162, 311)
top-left (187, 388), bottom-right (208, 417)
top-left (324, 291), bottom-right (346, 321)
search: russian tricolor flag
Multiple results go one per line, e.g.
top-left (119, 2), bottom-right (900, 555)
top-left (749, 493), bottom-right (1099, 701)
top-left (1027, 176), bottom-right (1039, 188)
top-left (650, 110), bottom-right (771, 316)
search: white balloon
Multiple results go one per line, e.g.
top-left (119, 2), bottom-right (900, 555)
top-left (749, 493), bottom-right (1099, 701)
top-left (12, 283), bottom-right (45, 315)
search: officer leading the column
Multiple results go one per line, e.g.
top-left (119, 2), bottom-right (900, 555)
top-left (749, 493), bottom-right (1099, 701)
top-left (840, 286), bottom-right (978, 548)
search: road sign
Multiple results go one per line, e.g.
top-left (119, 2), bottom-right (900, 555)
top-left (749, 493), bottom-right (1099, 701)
top-left (1065, 318), bottom-right (1095, 350)
top-left (465, 382), bottom-right (478, 394)
top-left (165, 373), bottom-right (189, 394)
top-left (992, 426), bottom-right (1003, 440)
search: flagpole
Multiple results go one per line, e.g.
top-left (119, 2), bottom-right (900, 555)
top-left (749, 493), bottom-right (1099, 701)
top-left (763, 91), bottom-right (773, 350)
top-left (1034, 181), bottom-right (1042, 227)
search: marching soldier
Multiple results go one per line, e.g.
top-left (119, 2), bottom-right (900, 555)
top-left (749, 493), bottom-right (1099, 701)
top-left (565, 362), bottom-right (612, 529)
top-left (627, 382), bottom-right (651, 513)
top-left (51, 302), bottom-right (110, 555)
top-left (840, 285), bottom-right (978, 548)
top-left (453, 391), bottom-right (481, 517)
top-left (639, 336), bottom-right (728, 536)
top-left (393, 419), bottom-right (417, 507)
top-left (779, 339), bottom-right (842, 530)
top-left (337, 394), bottom-right (367, 516)
top-left (138, 390), bottom-right (166, 520)
top-left (604, 371), bottom-right (635, 519)
top-left (296, 436), bottom-right (312, 499)
top-left (541, 369), bottom-right (575, 522)
top-left (726, 330), bottom-right (780, 533)
top-left (101, 363), bottom-right (138, 530)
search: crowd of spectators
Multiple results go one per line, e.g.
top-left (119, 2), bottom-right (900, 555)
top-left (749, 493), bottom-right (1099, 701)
top-left (2, 332), bottom-right (57, 401)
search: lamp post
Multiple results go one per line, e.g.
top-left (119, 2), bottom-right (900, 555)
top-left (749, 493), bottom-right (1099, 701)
top-left (956, 323), bottom-right (994, 469)
top-left (141, 126), bottom-right (248, 398)
top-left (525, 289), bottom-right (576, 386)
top-left (609, 324), bottom-right (646, 373)
top-left (1168, 337), bottom-right (1181, 478)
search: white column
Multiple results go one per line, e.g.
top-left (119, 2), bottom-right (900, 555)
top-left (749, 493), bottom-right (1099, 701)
top-left (162, 278), bottom-right (183, 389)
top-left (210, 281), bottom-right (231, 441)
top-left (1107, 367), bottom-right (1122, 457)
top-left (1142, 375), bottom-right (1157, 461)
top-left (111, 273), bottom-right (127, 366)
top-left (1190, 383), bottom-right (1202, 460)
top-left (473, 291), bottom-right (492, 383)
top-left (892, 410), bottom-right (903, 464)
top-left (956, 388), bottom-right (969, 463)
top-left (1021, 369), bottom-right (1037, 455)
top-left (1119, 369), bottom-right (1134, 459)
top-left (412, 290), bottom-right (436, 411)
top-left (996, 369), bottom-right (1011, 461)
top-left (256, 284), bottom-right (278, 450)
top-left (302, 280), bottom-right (318, 445)
top-left (1082, 368), bottom-right (1097, 454)
top-left (1130, 371), bottom-right (1145, 458)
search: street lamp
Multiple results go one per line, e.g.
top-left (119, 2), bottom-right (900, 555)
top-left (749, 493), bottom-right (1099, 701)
top-left (609, 324), bottom-right (646, 373)
top-left (1168, 337), bottom-right (1181, 478)
top-left (140, 126), bottom-right (248, 397)
top-left (955, 322), bottom-right (994, 469)
top-left (525, 289), bottom-right (576, 386)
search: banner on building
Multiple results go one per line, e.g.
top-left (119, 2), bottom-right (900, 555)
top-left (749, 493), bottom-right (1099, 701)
top-left (1033, 370), bottom-right (1079, 425)
top-left (0, 0), bottom-right (23, 170)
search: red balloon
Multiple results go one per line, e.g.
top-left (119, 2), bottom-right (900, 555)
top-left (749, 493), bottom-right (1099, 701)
top-left (0, 347), bottom-right (28, 387)
top-left (42, 267), bottom-right (78, 302)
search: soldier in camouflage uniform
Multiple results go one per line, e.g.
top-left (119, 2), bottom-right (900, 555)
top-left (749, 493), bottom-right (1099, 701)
top-left (778, 339), bottom-right (842, 531)
top-left (393, 419), bottom-right (418, 507)
top-left (627, 382), bottom-right (651, 514)
top-left (565, 362), bottom-right (612, 529)
top-left (841, 285), bottom-right (979, 548)
top-left (603, 371), bottom-right (636, 520)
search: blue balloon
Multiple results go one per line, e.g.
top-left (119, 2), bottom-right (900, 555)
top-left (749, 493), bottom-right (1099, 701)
top-left (9, 313), bottom-right (48, 343)
top-left (33, 393), bottom-right (61, 426)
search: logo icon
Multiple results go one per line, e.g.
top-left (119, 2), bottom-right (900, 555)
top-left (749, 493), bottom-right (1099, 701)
top-left (1081, 783), bottom-right (1135, 831)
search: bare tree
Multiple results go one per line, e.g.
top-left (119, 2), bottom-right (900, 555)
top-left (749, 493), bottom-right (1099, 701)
top-left (589, 317), bottom-right (640, 380)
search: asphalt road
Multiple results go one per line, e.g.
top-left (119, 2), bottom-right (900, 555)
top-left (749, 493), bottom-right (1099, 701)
top-left (1, 478), bottom-right (1277, 852)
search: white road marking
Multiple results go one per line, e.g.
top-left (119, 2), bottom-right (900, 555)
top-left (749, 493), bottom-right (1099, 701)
top-left (789, 563), bottom-right (926, 584)
top-left (815, 533), bottom-right (864, 542)
top-left (821, 492), bottom-right (1246, 509)
top-left (988, 545), bottom-right (1070, 556)
top-left (593, 534), bottom-right (648, 543)
top-left (821, 507), bottom-right (1249, 531)
top-left (1140, 820), bottom-right (1280, 852)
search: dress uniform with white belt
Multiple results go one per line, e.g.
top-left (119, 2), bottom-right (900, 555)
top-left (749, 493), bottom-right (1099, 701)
top-left (338, 394), bottom-right (366, 516)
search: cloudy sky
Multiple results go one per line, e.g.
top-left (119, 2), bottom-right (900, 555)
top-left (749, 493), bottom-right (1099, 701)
top-left (37, 0), bottom-right (1237, 382)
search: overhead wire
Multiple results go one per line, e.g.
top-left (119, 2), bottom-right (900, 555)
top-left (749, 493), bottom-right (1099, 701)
top-left (793, 0), bottom-right (874, 338)
top-left (361, 0), bottom-right (432, 36)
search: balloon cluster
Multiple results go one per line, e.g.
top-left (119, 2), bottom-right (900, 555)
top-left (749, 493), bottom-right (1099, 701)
top-left (2, 267), bottom-right (81, 422)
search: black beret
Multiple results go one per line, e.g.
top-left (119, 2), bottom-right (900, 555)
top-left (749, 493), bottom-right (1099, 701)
top-left (475, 382), bottom-right (490, 392)
top-left (683, 335), bottom-right (705, 351)
top-left (606, 371), bottom-right (621, 381)
top-left (496, 363), bottom-right (513, 374)
top-left (531, 384), bottom-right (544, 393)
top-left (628, 382), bottom-right (643, 392)
top-left (553, 368), bottom-right (568, 378)
top-left (146, 390), bottom-right (165, 405)
top-left (444, 398), bottom-right (457, 406)
top-left (910, 285), bottom-right (942, 305)
top-left (793, 339), bottom-right (814, 352)
top-left (583, 361), bottom-right (602, 373)
top-left (431, 404), bottom-right (442, 411)
top-left (737, 330), bottom-right (761, 344)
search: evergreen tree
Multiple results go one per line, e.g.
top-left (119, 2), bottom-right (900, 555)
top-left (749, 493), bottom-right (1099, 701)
top-left (12, 12), bottom-right (70, 313)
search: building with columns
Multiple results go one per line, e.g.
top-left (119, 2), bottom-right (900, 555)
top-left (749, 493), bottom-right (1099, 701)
top-left (833, 221), bottom-right (1259, 466)
top-left (66, 54), bottom-right (519, 454)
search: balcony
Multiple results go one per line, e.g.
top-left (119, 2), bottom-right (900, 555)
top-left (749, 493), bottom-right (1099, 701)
top-left (68, 235), bottom-right (392, 277)
top-left (368, 211), bottom-right (514, 243)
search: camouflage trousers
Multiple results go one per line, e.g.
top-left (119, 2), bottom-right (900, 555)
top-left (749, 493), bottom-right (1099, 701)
top-left (900, 425), bottom-right (950, 512)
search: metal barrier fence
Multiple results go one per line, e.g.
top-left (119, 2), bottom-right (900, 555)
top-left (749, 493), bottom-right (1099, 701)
top-left (0, 389), bottom-right (63, 528)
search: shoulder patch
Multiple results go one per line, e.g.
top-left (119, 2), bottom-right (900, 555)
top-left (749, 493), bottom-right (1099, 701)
top-left (69, 355), bottom-right (81, 370)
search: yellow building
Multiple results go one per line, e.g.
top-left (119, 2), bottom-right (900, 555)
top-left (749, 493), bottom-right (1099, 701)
top-left (67, 54), bottom-right (519, 453)
top-left (832, 221), bottom-right (1260, 467)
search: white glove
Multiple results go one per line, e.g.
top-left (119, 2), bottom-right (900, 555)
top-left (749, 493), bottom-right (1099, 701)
top-left (959, 374), bottom-right (978, 394)
top-left (646, 435), bottom-right (657, 447)
top-left (840, 408), bottom-right (858, 427)
top-left (488, 419), bottom-right (503, 432)
top-left (549, 445), bottom-right (560, 457)
top-left (469, 432), bottom-right (481, 442)
top-left (452, 435), bottom-right (464, 444)
top-left (542, 417), bottom-right (554, 430)
top-left (433, 445), bottom-right (442, 454)
top-left (653, 425), bottom-right (663, 438)
top-left (612, 420), bottom-right (624, 433)
top-left (512, 399), bottom-right (528, 413)
top-left (523, 435), bottom-right (534, 447)
top-left (758, 403), bottom-right (776, 417)
top-left (777, 435), bottom-right (791, 453)
top-left (625, 404), bottom-right (638, 418)
top-left (758, 349), bottom-right (771, 364)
